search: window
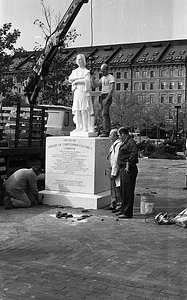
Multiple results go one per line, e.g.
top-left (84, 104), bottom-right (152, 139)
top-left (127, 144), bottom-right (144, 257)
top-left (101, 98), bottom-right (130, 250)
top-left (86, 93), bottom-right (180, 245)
top-left (178, 82), bottom-right (183, 89)
top-left (177, 69), bottom-right (184, 76)
top-left (124, 72), bottom-right (128, 78)
top-left (150, 82), bottom-right (155, 90)
top-left (175, 56), bottom-right (182, 60)
top-left (161, 82), bottom-right (166, 89)
top-left (177, 94), bottom-right (182, 103)
top-left (161, 94), bottom-right (165, 103)
top-left (103, 55), bottom-right (109, 59)
top-left (176, 69), bottom-right (184, 76)
top-left (160, 70), bottom-right (166, 77)
top-left (124, 82), bottom-right (128, 90)
top-left (165, 56), bottom-right (173, 61)
top-left (127, 53), bottom-right (133, 58)
top-left (150, 70), bottom-right (155, 77)
top-left (180, 50), bottom-right (186, 55)
top-left (138, 58), bottom-right (146, 62)
top-left (134, 71), bottom-right (139, 78)
top-left (142, 71), bottom-right (147, 78)
top-left (134, 82), bottom-right (139, 90)
top-left (142, 82), bottom-right (146, 90)
top-left (116, 72), bottom-right (121, 79)
top-left (117, 53), bottom-right (123, 58)
top-left (64, 112), bottom-right (69, 126)
top-left (116, 83), bottom-right (121, 91)
top-left (169, 82), bottom-right (175, 89)
top-left (169, 69), bottom-right (174, 77)
top-left (169, 94), bottom-right (174, 104)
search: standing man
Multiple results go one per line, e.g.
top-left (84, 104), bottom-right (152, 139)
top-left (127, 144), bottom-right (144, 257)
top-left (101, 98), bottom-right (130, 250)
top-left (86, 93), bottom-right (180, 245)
top-left (92, 64), bottom-right (115, 137)
top-left (116, 127), bottom-right (139, 219)
top-left (4, 162), bottom-right (42, 209)
top-left (105, 129), bottom-right (122, 210)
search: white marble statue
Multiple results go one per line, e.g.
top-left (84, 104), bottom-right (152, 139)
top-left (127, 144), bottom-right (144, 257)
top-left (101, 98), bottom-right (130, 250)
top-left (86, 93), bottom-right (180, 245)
top-left (69, 54), bottom-right (94, 132)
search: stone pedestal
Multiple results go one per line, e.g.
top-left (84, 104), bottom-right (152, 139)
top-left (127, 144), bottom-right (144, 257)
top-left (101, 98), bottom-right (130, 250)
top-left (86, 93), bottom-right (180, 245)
top-left (39, 136), bottom-right (111, 209)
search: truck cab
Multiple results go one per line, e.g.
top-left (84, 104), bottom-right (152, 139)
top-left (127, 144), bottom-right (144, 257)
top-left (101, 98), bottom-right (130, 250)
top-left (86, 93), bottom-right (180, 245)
top-left (43, 105), bottom-right (75, 136)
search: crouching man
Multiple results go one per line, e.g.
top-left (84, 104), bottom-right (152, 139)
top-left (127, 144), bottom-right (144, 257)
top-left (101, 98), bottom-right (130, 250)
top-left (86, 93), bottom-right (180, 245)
top-left (4, 162), bottom-right (42, 209)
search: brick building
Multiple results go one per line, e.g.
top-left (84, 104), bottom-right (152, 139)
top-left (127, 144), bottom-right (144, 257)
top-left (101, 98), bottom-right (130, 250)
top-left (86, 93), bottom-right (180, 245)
top-left (4, 39), bottom-right (187, 134)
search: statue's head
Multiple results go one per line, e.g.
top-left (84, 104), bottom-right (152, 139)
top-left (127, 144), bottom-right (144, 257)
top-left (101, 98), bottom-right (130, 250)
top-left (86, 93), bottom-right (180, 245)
top-left (76, 54), bottom-right (86, 67)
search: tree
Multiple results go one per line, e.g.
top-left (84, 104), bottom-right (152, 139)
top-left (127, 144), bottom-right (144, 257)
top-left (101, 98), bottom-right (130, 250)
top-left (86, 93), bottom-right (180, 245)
top-left (33, 0), bottom-right (80, 105)
top-left (0, 23), bottom-right (21, 104)
top-left (146, 103), bottom-right (172, 142)
top-left (0, 23), bottom-right (21, 71)
top-left (110, 92), bottom-right (147, 131)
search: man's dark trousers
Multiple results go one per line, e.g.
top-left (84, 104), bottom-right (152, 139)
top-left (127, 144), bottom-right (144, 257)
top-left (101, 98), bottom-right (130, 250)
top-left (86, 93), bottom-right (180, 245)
top-left (120, 165), bottom-right (138, 217)
top-left (100, 94), bottom-right (112, 135)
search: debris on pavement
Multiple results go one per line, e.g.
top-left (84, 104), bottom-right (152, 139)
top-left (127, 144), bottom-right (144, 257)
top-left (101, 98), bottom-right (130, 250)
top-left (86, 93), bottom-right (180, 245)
top-left (52, 211), bottom-right (93, 223)
top-left (174, 208), bottom-right (187, 228)
top-left (77, 214), bottom-right (92, 221)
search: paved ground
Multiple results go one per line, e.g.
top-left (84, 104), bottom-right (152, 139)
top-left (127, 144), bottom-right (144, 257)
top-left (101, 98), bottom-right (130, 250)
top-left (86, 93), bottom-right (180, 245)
top-left (1, 158), bottom-right (187, 300)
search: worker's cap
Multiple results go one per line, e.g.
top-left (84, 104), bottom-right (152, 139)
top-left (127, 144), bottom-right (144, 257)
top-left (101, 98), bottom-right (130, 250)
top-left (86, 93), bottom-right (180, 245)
top-left (118, 127), bottom-right (129, 135)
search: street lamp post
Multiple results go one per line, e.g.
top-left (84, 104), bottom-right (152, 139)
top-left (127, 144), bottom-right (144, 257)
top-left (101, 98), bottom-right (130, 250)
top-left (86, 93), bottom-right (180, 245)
top-left (175, 105), bottom-right (181, 141)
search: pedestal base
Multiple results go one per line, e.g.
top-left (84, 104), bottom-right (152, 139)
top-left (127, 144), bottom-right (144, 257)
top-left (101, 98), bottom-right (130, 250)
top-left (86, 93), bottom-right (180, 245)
top-left (39, 190), bottom-right (110, 209)
top-left (70, 131), bottom-right (98, 137)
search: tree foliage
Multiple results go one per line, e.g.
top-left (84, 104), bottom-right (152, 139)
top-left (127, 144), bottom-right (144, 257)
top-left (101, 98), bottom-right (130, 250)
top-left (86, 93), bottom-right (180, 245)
top-left (0, 23), bottom-right (21, 102)
top-left (0, 23), bottom-right (21, 69)
top-left (33, 0), bottom-right (80, 105)
top-left (110, 92), bottom-right (148, 131)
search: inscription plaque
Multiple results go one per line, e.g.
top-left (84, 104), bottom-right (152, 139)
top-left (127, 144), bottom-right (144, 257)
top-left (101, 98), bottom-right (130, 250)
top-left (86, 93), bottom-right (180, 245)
top-left (46, 137), bottom-right (110, 194)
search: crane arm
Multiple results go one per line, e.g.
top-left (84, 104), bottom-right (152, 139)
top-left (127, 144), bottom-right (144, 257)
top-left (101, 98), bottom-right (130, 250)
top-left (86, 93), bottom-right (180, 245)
top-left (24, 0), bottom-right (89, 104)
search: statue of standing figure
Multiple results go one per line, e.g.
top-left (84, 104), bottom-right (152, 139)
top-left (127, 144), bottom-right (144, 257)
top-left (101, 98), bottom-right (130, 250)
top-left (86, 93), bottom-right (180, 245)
top-left (69, 54), bottom-right (94, 132)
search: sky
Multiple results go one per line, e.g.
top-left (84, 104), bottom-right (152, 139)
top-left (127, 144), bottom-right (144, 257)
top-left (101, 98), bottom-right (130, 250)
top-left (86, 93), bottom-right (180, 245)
top-left (1, 0), bottom-right (187, 51)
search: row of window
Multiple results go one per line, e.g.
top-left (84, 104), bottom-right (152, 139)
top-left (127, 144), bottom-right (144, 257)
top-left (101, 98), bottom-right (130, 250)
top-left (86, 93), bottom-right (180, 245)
top-left (160, 81), bottom-right (183, 90)
top-left (148, 93), bottom-right (183, 104)
top-left (114, 81), bottom-right (184, 91)
top-left (114, 69), bottom-right (184, 79)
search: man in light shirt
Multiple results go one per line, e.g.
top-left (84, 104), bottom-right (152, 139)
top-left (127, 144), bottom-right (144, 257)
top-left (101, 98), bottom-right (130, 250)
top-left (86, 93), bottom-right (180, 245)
top-left (105, 129), bottom-right (122, 210)
top-left (92, 64), bottom-right (115, 137)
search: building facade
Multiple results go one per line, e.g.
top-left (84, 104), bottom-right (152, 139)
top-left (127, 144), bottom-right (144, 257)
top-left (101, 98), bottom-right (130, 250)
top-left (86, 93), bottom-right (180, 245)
top-left (3, 39), bottom-right (187, 133)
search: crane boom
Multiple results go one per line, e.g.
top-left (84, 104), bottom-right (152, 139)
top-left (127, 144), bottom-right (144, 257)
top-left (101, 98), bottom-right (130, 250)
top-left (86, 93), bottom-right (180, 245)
top-left (24, 0), bottom-right (89, 104)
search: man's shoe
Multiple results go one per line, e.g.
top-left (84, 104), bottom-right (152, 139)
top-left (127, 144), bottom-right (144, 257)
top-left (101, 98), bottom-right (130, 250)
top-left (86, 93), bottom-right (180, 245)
top-left (118, 214), bottom-right (132, 219)
top-left (112, 207), bottom-right (121, 213)
top-left (115, 211), bottom-right (123, 216)
top-left (4, 196), bottom-right (15, 209)
top-left (105, 202), bottom-right (116, 210)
